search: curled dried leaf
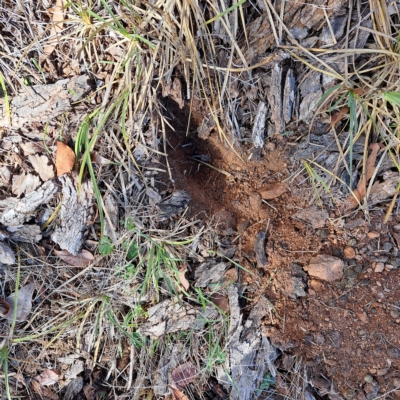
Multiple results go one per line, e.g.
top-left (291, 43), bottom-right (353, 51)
top-left (42, 0), bottom-right (65, 59)
top-left (179, 266), bottom-right (190, 291)
top-left (326, 106), bottom-right (349, 132)
top-left (54, 249), bottom-right (94, 267)
top-left (171, 361), bottom-right (198, 389)
top-left (1, 282), bottom-right (35, 322)
top-left (31, 379), bottom-right (58, 400)
top-left (35, 369), bottom-right (60, 386)
top-left (169, 385), bottom-right (189, 400)
top-left (56, 141), bottom-right (75, 177)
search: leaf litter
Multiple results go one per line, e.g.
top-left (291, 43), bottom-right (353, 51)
top-left (0, 282), bottom-right (35, 322)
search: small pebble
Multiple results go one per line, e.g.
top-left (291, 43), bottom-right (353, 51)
top-left (393, 225), bottom-right (400, 232)
top-left (391, 310), bottom-right (400, 318)
top-left (374, 263), bottom-right (385, 273)
top-left (364, 374), bottom-right (374, 383)
top-left (344, 246), bottom-right (356, 259)
top-left (347, 238), bottom-right (357, 247)
top-left (368, 231), bottom-right (380, 239)
top-left (355, 264), bottom-right (363, 273)
top-left (357, 311), bottom-right (369, 323)
top-left (376, 281), bottom-right (382, 287)
top-left (385, 264), bottom-right (394, 270)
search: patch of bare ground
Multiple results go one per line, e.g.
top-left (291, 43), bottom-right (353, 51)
top-left (162, 97), bottom-right (400, 398)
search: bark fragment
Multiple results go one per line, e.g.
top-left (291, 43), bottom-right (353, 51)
top-left (51, 173), bottom-right (95, 256)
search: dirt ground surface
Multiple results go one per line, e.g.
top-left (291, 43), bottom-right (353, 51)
top-left (162, 98), bottom-right (400, 399)
top-left (2, 0), bottom-right (400, 398)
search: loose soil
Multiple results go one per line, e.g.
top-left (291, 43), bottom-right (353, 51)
top-left (163, 98), bottom-right (400, 398)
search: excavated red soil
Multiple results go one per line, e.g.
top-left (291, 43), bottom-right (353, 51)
top-left (162, 98), bottom-right (400, 399)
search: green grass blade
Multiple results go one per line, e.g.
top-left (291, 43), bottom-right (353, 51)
top-left (0, 73), bottom-right (11, 125)
top-left (383, 91), bottom-right (400, 107)
top-left (205, 0), bottom-right (246, 25)
top-left (314, 83), bottom-right (342, 110)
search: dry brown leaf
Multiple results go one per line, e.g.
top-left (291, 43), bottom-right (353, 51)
top-left (169, 385), bottom-right (189, 400)
top-left (56, 141), bottom-right (75, 176)
top-left (171, 362), bottom-right (198, 389)
top-left (179, 266), bottom-right (190, 291)
top-left (35, 369), bottom-right (60, 386)
top-left (209, 292), bottom-right (229, 312)
top-left (352, 87), bottom-right (366, 96)
top-left (42, 0), bottom-right (65, 59)
top-left (54, 249), bottom-right (94, 267)
top-left (340, 143), bottom-right (381, 212)
top-left (31, 379), bottom-right (58, 400)
top-left (29, 154), bottom-right (54, 181)
top-left (326, 106), bottom-right (349, 132)
top-left (0, 283), bottom-right (35, 322)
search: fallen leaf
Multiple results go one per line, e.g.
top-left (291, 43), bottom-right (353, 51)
top-left (171, 362), bottom-right (198, 389)
top-left (35, 369), bottom-right (60, 386)
top-left (169, 385), bottom-right (189, 400)
top-left (31, 379), bottom-right (58, 400)
top-left (29, 154), bottom-right (54, 181)
top-left (326, 106), bottom-right (349, 132)
top-left (56, 141), bottom-right (75, 176)
top-left (54, 249), bottom-right (94, 267)
top-left (42, 0), bottom-right (65, 59)
top-left (340, 143), bottom-right (381, 212)
top-left (179, 266), bottom-right (190, 291)
top-left (209, 292), bottom-right (229, 312)
top-left (0, 283), bottom-right (35, 322)
top-left (352, 87), bottom-right (365, 96)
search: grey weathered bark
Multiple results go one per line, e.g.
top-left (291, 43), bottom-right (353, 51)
top-left (51, 173), bottom-right (95, 256)
top-left (0, 180), bottom-right (59, 226)
top-left (0, 75), bottom-right (91, 128)
top-left (217, 286), bottom-right (277, 400)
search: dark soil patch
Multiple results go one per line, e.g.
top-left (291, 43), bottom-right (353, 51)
top-left (162, 98), bottom-right (400, 398)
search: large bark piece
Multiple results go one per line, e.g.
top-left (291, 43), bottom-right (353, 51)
top-left (137, 299), bottom-right (198, 339)
top-left (0, 75), bottom-right (91, 128)
top-left (51, 173), bottom-right (95, 255)
top-left (0, 180), bottom-right (59, 226)
top-left (217, 286), bottom-right (277, 400)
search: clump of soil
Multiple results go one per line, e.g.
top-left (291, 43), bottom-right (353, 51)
top-left (162, 98), bottom-right (400, 398)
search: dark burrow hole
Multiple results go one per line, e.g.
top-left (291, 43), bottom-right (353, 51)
top-left (160, 97), bottom-right (228, 219)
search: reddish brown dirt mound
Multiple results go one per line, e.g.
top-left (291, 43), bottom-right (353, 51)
top-left (162, 98), bottom-right (400, 398)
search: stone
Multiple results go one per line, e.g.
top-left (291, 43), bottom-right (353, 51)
top-left (374, 263), bottom-right (385, 273)
top-left (304, 254), bottom-right (344, 282)
top-left (293, 205), bottom-right (328, 229)
top-left (344, 246), bottom-right (356, 259)
top-left (367, 231), bottom-right (380, 239)
top-left (356, 311), bottom-right (369, 323)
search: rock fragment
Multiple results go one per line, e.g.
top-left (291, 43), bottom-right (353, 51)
top-left (293, 205), bottom-right (328, 229)
top-left (304, 254), bottom-right (344, 282)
